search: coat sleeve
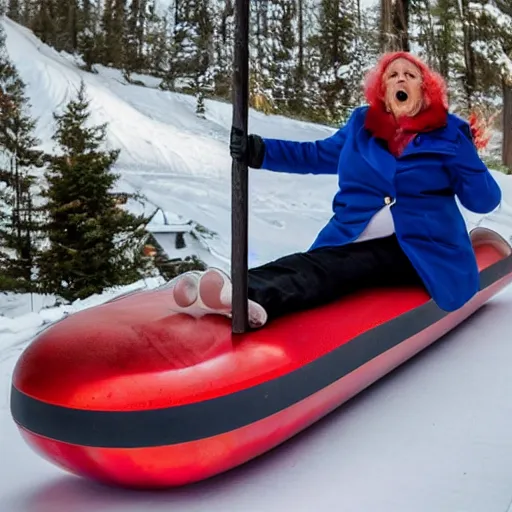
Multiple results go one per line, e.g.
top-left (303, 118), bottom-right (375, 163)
top-left (260, 112), bottom-right (355, 175)
top-left (448, 123), bottom-right (502, 214)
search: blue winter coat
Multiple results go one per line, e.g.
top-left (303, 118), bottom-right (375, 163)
top-left (260, 106), bottom-right (502, 312)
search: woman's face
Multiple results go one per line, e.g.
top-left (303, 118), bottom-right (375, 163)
top-left (383, 58), bottom-right (423, 118)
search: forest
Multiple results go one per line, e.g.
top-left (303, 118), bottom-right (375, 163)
top-left (2, 0), bottom-right (511, 170)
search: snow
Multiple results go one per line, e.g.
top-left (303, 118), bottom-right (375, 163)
top-left (469, 2), bottom-right (512, 82)
top-left (1, 16), bottom-right (512, 511)
top-left (470, 1), bottom-right (512, 31)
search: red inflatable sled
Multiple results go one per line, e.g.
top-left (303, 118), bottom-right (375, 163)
top-left (9, 226), bottom-right (512, 488)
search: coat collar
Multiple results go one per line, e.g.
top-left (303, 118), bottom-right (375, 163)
top-left (364, 101), bottom-right (450, 157)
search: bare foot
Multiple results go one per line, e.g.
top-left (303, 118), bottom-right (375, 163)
top-left (167, 269), bottom-right (268, 328)
top-left (199, 269), bottom-right (268, 328)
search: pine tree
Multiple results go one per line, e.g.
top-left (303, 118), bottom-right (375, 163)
top-left (77, 0), bottom-right (102, 72)
top-left (53, 0), bottom-right (79, 53)
top-left (168, 0), bottom-right (214, 115)
top-left (266, 0), bottom-right (296, 113)
top-left (31, 0), bottom-right (58, 48)
top-left (19, 0), bottom-right (32, 26)
top-left (309, 0), bottom-right (358, 124)
top-left (38, 81), bottom-right (152, 302)
top-left (169, 0), bottom-right (195, 83)
top-left (101, 0), bottom-right (127, 68)
top-left (124, 0), bottom-right (148, 77)
top-left (432, 0), bottom-right (459, 80)
top-left (7, 0), bottom-right (22, 22)
top-left (348, 6), bottom-right (380, 106)
top-left (459, 0), bottom-right (478, 109)
top-left (469, 1), bottom-right (512, 84)
top-left (248, 0), bottom-right (274, 114)
top-left (469, 0), bottom-right (512, 169)
top-left (145, 2), bottom-right (171, 78)
top-left (0, 25), bottom-right (44, 292)
top-left (194, 0), bottom-right (214, 116)
top-left (288, 0), bottom-right (323, 118)
top-left (211, 0), bottom-right (234, 99)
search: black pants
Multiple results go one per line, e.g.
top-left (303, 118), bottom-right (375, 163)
top-left (247, 235), bottom-right (423, 321)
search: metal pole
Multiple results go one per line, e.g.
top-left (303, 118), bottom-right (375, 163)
top-left (231, 0), bottom-right (250, 333)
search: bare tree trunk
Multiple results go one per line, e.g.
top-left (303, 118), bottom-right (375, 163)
top-left (423, 0), bottom-right (438, 69)
top-left (503, 78), bottom-right (512, 172)
top-left (298, 0), bottom-right (304, 80)
top-left (380, 0), bottom-right (409, 52)
top-left (496, 0), bottom-right (512, 170)
top-left (393, 0), bottom-right (409, 51)
top-left (459, 0), bottom-right (477, 109)
top-left (380, 0), bottom-right (394, 52)
top-left (68, 0), bottom-right (78, 52)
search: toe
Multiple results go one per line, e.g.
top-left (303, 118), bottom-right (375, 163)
top-left (199, 269), bottom-right (231, 310)
top-left (172, 273), bottom-right (199, 308)
top-left (248, 300), bottom-right (268, 328)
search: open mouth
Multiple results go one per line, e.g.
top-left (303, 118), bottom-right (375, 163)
top-left (396, 90), bottom-right (408, 102)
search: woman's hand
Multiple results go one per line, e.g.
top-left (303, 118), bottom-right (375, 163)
top-left (230, 127), bottom-right (265, 168)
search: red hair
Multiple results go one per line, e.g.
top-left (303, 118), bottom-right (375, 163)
top-left (363, 51), bottom-right (448, 111)
top-left (363, 51), bottom-right (490, 151)
top-left (468, 111), bottom-right (496, 151)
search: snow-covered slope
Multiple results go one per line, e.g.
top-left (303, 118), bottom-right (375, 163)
top-left (2, 18), bottom-right (512, 511)
top-left (3, 17), bottom-right (338, 272)
top-left (4, 17), bottom-right (511, 271)
top-left (2, 13), bottom-right (512, 338)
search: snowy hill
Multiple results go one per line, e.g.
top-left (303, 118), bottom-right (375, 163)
top-left (5, 16), bottom-right (512, 268)
top-left (3, 16), bottom-right (338, 271)
top-left (2, 17), bottom-right (512, 511)
top-left (0, 15), bottom-right (333, 335)
top-left (2, 15), bottom-right (512, 334)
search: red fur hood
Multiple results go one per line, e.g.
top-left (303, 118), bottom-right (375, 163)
top-left (363, 52), bottom-right (449, 155)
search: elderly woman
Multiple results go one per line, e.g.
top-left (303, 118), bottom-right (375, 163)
top-left (171, 51), bottom-right (502, 328)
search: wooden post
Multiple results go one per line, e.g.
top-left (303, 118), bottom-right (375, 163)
top-left (231, 0), bottom-right (250, 333)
